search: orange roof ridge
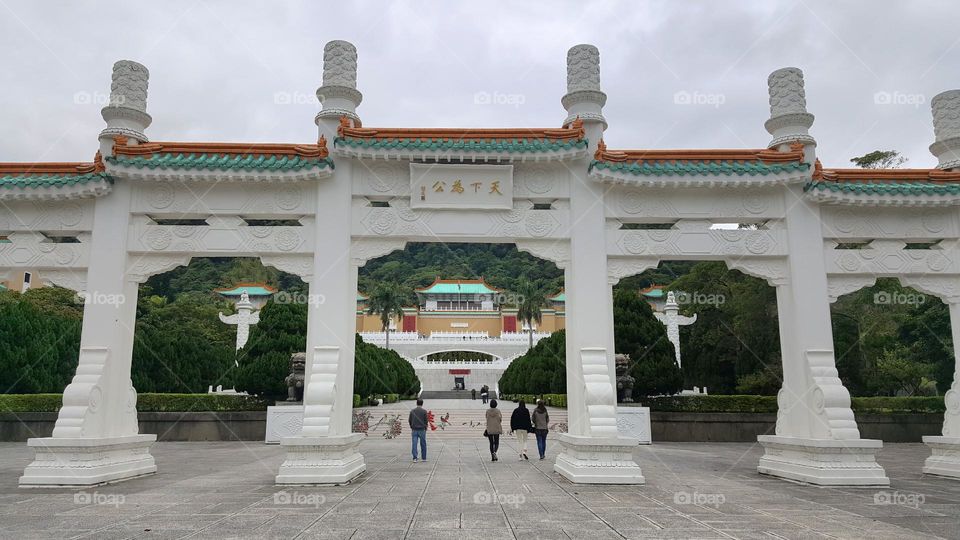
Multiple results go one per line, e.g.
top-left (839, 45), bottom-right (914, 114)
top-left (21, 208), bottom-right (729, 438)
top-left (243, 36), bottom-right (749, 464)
top-left (595, 140), bottom-right (806, 164)
top-left (337, 116), bottom-right (585, 141)
top-left (111, 135), bottom-right (329, 159)
top-left (0, 153), bottom-right (104, 175)
top-left (817, 167), bottom-right (960, 183)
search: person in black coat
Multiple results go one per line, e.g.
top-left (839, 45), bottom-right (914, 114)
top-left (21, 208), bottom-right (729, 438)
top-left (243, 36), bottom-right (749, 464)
top-left (509, 400), bottom-right (534, 460)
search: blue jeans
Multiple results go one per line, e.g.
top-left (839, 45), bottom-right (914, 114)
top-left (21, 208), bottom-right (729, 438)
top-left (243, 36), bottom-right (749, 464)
top-left (535, 429), bottom-right (548, 458)
top-left (411, 429), bottom-right (427, 460)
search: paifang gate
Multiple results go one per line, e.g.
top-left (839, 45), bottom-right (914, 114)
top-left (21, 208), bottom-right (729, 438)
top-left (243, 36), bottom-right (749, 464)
top-left (3, 40), bottom-right (960, 487)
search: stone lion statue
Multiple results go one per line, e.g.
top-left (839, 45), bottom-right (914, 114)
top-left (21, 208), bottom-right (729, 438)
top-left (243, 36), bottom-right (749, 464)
top-left (285, 352), bottom-right (306, 402)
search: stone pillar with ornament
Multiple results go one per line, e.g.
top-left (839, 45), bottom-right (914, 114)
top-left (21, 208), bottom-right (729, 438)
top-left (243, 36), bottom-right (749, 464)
top-left (923, 90), bottom-right (960, 479)
top-left (757, 68), bottom-right (889, 486)
top-left (20, 61), bottom-right (156, 487)
top-left (275, 40), bottom-right (366, 484)
top-left (653, 291), bottom-right (697, 369)
top-left (555, 44), bottom-right (644, 484)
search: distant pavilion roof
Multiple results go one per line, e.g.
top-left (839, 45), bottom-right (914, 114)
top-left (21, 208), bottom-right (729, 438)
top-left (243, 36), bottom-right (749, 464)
top-left (415, 278), bottom-right (503, 295)
top-left (640, 286), bottom-right (666, 299)
top-left (548, 291), bottom-right (565, 303)
top-left (214, 283), bottom-right (278, 297)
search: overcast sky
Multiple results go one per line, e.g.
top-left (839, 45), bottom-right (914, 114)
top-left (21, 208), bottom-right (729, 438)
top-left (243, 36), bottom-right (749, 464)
top-left (1, 1), bottom-right (958, 168)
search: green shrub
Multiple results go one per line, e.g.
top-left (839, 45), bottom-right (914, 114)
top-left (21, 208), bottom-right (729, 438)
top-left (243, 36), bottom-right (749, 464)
top-left (0, 393), bottom-right (268, 412)
top-left (641, 395), bottom-right (946, 414)
top-left (353, 394), bottom-right (361, 408)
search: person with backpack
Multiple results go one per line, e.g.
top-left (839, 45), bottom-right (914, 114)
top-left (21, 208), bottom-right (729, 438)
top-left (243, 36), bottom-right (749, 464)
top-left (510, 400), bottom-right (533, 460)
top-left (532, 399), bottom-right (550, 460)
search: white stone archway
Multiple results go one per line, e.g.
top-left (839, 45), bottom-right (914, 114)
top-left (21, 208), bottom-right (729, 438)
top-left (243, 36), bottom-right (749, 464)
top-left (6, 40), bottom-right (960, 489)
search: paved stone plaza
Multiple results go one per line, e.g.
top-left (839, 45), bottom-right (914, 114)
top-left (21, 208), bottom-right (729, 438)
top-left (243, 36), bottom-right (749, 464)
top-left (1, 440), bottom-right (957, 539)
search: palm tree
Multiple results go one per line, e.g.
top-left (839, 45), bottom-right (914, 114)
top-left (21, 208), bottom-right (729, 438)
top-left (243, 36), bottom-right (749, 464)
top-left (516, 279), bottom-right (547, 350)
top-left (367, 282), bottom-right (407, 349)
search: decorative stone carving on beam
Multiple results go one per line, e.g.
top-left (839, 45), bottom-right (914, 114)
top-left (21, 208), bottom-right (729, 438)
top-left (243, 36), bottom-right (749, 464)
top-left (725, 257), bottom-right (790, 286)
top-left (515, 239), bottom-right (570, 269)
top-left (607, 257), bottom-right (659, 285)
top-left (824, 239), bottom-right (958, 276)
top-left (350, 238), bottom-right (407, 267)
top-left (125, 254), bottom-right (191, 284)
top-left (826, 275), bottom-right (878, 303)
top-left (39, 270), bottom-right (88, 293)
top-left (899, 276), bottom-right (960, 304)
top-left (261, 254), bottom-right (314, 282)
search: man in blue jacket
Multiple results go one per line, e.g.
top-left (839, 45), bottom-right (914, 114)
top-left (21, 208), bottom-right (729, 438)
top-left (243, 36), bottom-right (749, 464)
top-left (408, 399), bottom-right (428, 462)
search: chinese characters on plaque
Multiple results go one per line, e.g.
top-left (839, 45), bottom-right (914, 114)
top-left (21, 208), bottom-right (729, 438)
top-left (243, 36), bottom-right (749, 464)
top-left (410, 164), bottom-right (513, 210)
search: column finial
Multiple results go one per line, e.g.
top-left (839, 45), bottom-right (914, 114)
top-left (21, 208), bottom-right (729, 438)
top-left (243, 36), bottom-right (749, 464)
top-left (764, 67), bottom-right (815, 150)
top-left (99, 60), bottom-right (152, 155)
top-left (562, 44), bottom-right (607, 130)
top-left (316, 40), bottom-right (363, 126)
top-left (930, 89), bottom-right (960, 170)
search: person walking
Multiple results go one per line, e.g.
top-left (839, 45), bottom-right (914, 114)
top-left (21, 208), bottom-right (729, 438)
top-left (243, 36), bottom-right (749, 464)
top-left (409, 398), bottom-right (428, 463)
top-left (484, 399), bottom-right (502, 462)
top-left (510, 400), bottom-right (533, 460)
top-left (532, 399), bottom-right (550, 460)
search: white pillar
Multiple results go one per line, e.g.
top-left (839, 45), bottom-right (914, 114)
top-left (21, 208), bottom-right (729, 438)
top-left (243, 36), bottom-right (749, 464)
top-left (922, 91), bottom-right (960, 478)
top-left (20, 61), bottom-right (156, 487)
top-left (757, 67), bottom-right (888, 487)
top-left (276, 40), bottom-right (366, 485)
top-left (555, 44), bottom-right (643, 484)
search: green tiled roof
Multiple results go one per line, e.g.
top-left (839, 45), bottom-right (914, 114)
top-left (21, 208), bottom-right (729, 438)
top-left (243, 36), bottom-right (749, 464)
top-left (216, 286), bottom-right (276, 297)
top-left (590, 160), bottom-right (809, 177)
top-left (549, 292), bottom-right (565, 303)
top-left (805, 180), bottom-right (960, 196)
top-left (0, 172), bottom-right (111, 189)
top-left (108, 153), bottom-right (333, 172)
top-left (418, 282), bottom-right (500, 295)
top-left (642, 289), bottom-right (665, 299)
top-left (336, 137), bottom-right (588, 154)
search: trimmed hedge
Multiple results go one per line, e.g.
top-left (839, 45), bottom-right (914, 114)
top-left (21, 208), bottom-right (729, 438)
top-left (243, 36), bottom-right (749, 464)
top-left (501, 394), bottom-right (947, 414)
top-left (0, 393), bottom-right (268, 413)
top-left (353, 394), bottom-right (362, 408)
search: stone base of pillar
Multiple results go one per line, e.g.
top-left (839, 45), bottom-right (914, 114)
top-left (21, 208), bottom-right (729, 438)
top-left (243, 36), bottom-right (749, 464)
top-left (275, 433), bottom-right (366, 485)
top-left (553, 433), bottom-right (645, 484)
top-left (922, 436), bottom-right (960, 479)
top-left (19, 434), bottom-right (157, 487)
top-left (757, 435), bottom-right (889, 487)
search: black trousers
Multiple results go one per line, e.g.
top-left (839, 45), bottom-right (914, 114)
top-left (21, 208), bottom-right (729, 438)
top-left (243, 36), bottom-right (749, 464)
top-left (487, 433), bottom-right (500, 454)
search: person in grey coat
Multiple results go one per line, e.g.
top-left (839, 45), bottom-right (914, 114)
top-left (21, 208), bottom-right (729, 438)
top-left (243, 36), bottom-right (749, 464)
top-left (409, 399), bottom-right (428, 462)
top-left (485, 399), bottom-right (503, 461)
